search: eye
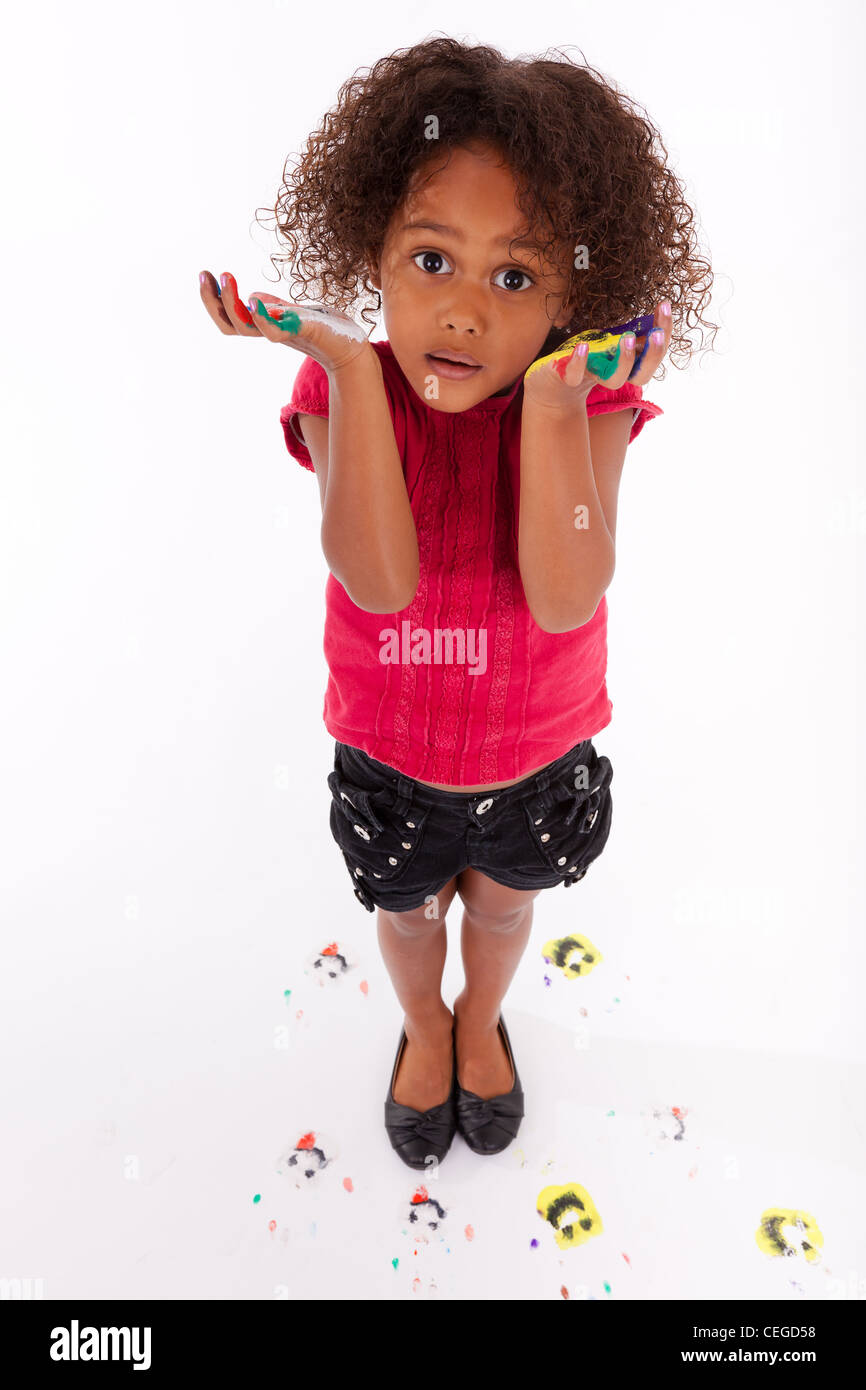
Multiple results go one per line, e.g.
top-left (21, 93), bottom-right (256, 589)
top-left (413, 250), bottom-right (452, 275)
top-left (492, 267), bottom-right (534, 292)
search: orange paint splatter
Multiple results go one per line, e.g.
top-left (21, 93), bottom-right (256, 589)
top-left (322, 942), bottom-right (339, 956)
top-left (561, 1285), bottom-right (570, 1299)
top-left (343, 1177), bottom-right (354, 1193)
top-left (268, 1219), bottom-right (277, 1233)
top-left (297, 1132), bottom-right (316, 1151)
top-left (621, 1252), bottom-right (631, 1267)
top-left (411, 1185), bottom-right (429, 1204)
top-left (359, 980), bottom-right (368, 995)
top-left (464, 1225), bottom-right (474, 1241)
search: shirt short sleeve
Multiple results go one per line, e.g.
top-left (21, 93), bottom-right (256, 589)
top-left (279, 354), bottom-right (330, 472)
top-left (585, 379), bottom-right (663, 445)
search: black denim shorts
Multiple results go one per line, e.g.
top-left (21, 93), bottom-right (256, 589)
top-left (327, 738), bottom-right (614, 914)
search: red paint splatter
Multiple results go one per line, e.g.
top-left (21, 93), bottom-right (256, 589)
top-left (296, 1131), bottom-right (316, 1150)
top-left (268, 1219), bottom-right (277, 1233)
top-left (359, 980), bottom-right (368, 995)
top-left (688, 1166), bottom-right (698, 1179)
top-left (322, 942), bottom-right (339, 956)
top-left (465, 1224), bottom-right (474, 1241)
top-left (411, 1185), bottom-right (429, 1204)
top-left (343, 1176), bottom-right (354, 1193)
top-left (621, 1252), bottom-right (631, 1267)
top-left (561, 1285), bottom-right (570, 1299)
top-left (223, 272), bottom-right (254, 326)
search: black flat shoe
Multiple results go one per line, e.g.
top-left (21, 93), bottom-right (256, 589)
top-left (455, 1013), bottom-right (524, 1155)
top-left (384, 1025), bottom-right (458, 1170)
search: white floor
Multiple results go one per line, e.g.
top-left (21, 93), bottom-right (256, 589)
top-left (3, 834), bottom-right (864, 1302)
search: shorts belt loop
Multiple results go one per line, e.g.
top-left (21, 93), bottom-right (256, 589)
top-left (392, 773), bottom-right (415, 820)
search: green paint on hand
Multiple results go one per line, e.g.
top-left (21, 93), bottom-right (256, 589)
top-left (273, 309), bottom-right (301, 334)
top-left (253, 1193), bottom-right (261, 1203)
top-left (586, 344), bottom-right (622, 382)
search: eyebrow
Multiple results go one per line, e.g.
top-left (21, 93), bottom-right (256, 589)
top-left (399, 219), bottom-right (538, 252)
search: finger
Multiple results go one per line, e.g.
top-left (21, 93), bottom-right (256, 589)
top-left (627, 324), bottom-right (667, 387)
top-left (218, 272), bottom-right (261, 335)
top-left (246, 294), bottom-right (291, 342)
top-left (605, 331), bottom-right (637, 389)
top-left (561, 342), bottom-right (588, 388)
top-left (199, 270), bottom-right (237, 335)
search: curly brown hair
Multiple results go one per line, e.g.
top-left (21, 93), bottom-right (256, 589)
top-left (258, 36), bottom-right (717, 376)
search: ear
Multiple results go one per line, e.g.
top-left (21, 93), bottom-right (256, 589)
top-left (551, 301), bottom-right (574, 331)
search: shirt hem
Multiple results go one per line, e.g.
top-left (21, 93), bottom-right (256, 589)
top-left (323, 709), bottom-right (613, 786)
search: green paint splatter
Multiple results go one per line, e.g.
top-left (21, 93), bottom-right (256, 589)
top-left (603, 1280), bottom-right (612, 1294)
top-left (391, 1257), bottom-right (399, 1270)
top-left (253, 1193), bottom-right (261, 1203)
top-left (606, 1109), bottom-right (615, 1117)
top-left (284, 989), bottom-right (292, 1001)
top-left (272, 309), bottom-right (301, 334)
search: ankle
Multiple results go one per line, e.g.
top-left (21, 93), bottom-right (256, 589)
top-left (403, 1003), bottom-right (453, 1044)
top-left (453, 992), bottom-right (501, 1033)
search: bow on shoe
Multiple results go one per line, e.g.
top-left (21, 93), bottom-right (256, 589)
top-left (386, 1097), bottom-right (455, 1154)
top-left (456, 1088), bottom-right (524, 1140)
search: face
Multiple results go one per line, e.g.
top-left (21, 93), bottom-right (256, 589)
top-left (368, 142), bottom-right (574, 410)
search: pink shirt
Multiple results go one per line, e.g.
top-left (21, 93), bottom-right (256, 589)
top-left (281, 339), bottom-right (662, 785)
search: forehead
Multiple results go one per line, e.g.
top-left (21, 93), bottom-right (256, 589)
top-left (401, 144), bottom-right (527, 233)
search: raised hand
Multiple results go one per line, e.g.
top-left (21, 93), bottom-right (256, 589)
top-left (199, 270), bottom-right (371, 374)
top-left (522, 301), bottom-right (672, 414)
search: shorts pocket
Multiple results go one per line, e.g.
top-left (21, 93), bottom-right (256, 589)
top-left (522, 747), bottom-right (614, 885)
top-left (327, 767), bottom-right (432, 887)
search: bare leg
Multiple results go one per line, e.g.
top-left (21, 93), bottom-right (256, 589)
top-left (377, 876), bottom-right (460, 1111)
top-left (452, 867), bottom-right (541, 1098)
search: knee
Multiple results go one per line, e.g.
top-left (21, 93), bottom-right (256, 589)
top-left (378, 902), bottom-right (445, 938)
top-left (462, 898), bottom-right (533, 934)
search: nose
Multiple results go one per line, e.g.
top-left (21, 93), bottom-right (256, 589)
top-left (439, 285), bottom-right (486, 335)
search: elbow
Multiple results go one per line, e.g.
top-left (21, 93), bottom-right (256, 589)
top-left (531, 565), bottom-right (615, 634)
top-left (321, 528), bottom-right (419, 614)
top-left (337, 565), bottom-right (420, 615)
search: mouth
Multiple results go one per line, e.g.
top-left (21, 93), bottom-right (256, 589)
top-left (425, 351), bottom-right (483, 380)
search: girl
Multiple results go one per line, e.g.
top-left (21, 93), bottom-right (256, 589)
top-left (199, 38), bottom-right (714, 1171)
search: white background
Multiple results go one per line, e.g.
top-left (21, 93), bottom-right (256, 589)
top-left (1, 0), bottom-right (864, 1302)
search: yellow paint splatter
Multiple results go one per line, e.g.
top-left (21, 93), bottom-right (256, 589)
top-left (542, 934), bottom-right (604, 979)
top-left (755, 1208), bottom-right (824, 1263)
top-left (537, 1183), bottom-right (604, 1251)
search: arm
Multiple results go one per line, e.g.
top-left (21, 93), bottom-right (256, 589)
top-left (518, 396), bottom-right (618, 633)
top-left (302, 346), bottom-right (419, 614)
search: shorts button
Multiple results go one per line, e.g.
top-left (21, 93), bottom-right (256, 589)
top-left (557, 856), bottom-right (567, 866)
top-left (476, 798), bottom-right (493, 814)
top-left (540, 832), bottom-right (551, 842)
top-left (566, 864), bottom-right (577, 873)
top-left (354, 867), bottom-right (364, 876)
top-left (406, 820), bottom-right (416, 828)
top-left (401, 841), bottom-right (412, 849)
top-left (353, 824), bottom-right (370, 841)
top-left (373, 872), bottom-right (382, 878)
top-left (534, 817), bottom-right (543, 825)
top-left (388, 856), bottom-right (398, 865)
